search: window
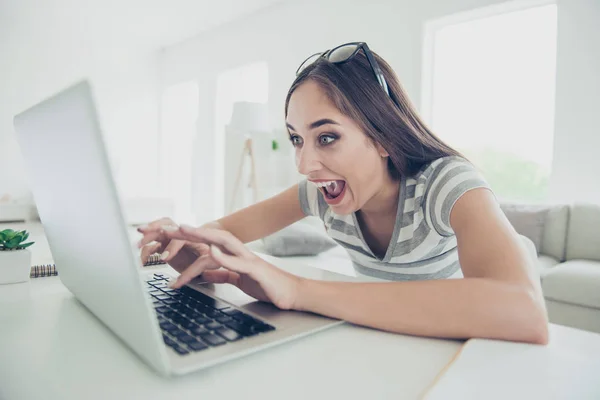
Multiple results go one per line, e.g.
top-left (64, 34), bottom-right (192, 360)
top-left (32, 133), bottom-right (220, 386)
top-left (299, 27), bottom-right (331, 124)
top-left (215, 62), bottom-right (268, 216)
top-left (422, 3), bottom-right (558, 203)
top-left (160, 80), bottom-right (199, 223)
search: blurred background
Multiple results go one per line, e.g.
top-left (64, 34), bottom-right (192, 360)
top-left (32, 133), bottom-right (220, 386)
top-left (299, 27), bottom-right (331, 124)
top-left (1, 0), bottom-right (598, 225)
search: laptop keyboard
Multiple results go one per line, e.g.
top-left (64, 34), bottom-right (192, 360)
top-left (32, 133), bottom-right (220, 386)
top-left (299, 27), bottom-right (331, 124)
top-left (146, 273), bottom-right (276, 355)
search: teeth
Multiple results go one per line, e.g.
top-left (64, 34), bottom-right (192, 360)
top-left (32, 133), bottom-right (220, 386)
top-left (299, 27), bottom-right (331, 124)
top-left (313, 180), bottom-right (337, 188)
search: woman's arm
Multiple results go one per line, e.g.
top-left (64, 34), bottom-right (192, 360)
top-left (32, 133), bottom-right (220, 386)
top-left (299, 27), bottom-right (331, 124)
top-left (204, 184), bottom-right (306, 243)
top-left (294, 189), bottom-right (549, 344)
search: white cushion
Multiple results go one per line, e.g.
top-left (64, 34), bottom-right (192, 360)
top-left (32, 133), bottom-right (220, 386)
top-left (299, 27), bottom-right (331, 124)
top-left (540, 205), bottom-right (569, 261)
top-left (500, 204), bottom-right (548, 254)
top-left (566, 204), bottom-right (600, 261)
top-left (537, 255), bottom-right (561, 279)
top-left (542, 260), bottom-right (600, 309)
top-left (261, 221), bottom-right (338, 257)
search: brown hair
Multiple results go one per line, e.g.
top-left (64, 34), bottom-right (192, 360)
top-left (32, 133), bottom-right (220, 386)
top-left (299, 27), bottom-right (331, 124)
top-left (284, 49), bottom-right (463, 180)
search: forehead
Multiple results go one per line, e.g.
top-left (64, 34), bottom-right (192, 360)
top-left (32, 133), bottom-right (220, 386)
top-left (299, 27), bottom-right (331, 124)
top-left (286, 81), bottom-right (342, 127)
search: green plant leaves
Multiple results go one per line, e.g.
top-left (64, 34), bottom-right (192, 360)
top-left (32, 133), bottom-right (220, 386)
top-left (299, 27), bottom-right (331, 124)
top-left (0, 228), bottom-right (35, 250)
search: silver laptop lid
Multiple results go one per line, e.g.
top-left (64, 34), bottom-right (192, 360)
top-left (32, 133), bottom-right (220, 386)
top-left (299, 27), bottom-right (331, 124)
top-left (13, 80), bottom-right (169, 375)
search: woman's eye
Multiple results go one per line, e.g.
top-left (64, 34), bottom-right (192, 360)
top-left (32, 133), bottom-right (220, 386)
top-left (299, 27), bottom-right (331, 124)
top-left (289, 135), bottom-right (303, 146)
top-left (319, 135), bottom-right (336, 145)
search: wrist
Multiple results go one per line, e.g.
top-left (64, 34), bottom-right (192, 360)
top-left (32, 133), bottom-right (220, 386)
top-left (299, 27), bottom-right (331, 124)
top-left (292, 276), bottom-right (312, 312)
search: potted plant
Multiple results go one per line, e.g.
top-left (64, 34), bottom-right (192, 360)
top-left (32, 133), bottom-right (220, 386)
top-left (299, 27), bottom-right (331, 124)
top-left (0, 229), bottom-right (34, 284)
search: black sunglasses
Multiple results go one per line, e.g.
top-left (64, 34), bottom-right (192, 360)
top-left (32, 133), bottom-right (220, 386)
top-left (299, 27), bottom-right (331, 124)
top-left (295, 42), bottom-right (391, 98)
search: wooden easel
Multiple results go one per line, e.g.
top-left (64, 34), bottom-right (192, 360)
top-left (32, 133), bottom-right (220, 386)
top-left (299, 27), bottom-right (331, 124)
top-left (228, 137), bottom-right (258, 213)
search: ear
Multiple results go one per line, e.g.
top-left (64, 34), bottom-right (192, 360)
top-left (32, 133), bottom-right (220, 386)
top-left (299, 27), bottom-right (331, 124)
top-left (375, 143), bottom-right (389, 158)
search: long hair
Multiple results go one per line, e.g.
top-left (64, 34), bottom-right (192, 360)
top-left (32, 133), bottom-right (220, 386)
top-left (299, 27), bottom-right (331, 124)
top-left (284, 48), bottom-right (463, 180)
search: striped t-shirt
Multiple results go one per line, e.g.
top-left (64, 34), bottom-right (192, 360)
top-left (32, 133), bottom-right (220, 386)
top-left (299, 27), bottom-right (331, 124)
top-left (298, 156), bottom-right (492, 281)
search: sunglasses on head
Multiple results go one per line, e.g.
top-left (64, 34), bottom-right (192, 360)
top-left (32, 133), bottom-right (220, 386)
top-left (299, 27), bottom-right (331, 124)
top-left (295, 42), bottom-right (391, 98)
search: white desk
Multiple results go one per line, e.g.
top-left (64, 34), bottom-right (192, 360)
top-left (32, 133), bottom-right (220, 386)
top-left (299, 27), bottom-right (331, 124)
top-left (1, 223), bottom-right (600, 399)
top-left (0, 274), bottom-right (462, 400)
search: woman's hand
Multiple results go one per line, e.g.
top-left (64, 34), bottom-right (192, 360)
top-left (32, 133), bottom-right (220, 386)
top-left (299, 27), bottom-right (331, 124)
top-left (137, 218), bottom-right (219, 275)
top-left (163, 225), bottom-right (303, 310)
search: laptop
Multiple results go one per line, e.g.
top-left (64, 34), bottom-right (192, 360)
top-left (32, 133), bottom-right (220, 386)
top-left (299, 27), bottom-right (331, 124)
top-left (13, 80), bottom-right (348, 376)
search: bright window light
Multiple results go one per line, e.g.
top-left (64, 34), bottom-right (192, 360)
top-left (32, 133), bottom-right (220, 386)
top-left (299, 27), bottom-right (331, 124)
top-left (161, 80), bottom-right (199, 223)
top-left (424, 4), bottom-right (558, 203)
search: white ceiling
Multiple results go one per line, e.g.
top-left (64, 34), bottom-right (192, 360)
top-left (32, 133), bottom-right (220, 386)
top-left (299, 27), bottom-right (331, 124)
top-left (0, 0), bottom-right (286, 55)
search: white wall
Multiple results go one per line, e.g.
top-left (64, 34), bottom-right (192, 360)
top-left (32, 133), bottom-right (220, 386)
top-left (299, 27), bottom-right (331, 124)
top-left (161, 0), bottom-right (600, 222)
top-left (0, 15), bottom-right (161, 204)
top-left (549, 0), bottom-right (600, 204)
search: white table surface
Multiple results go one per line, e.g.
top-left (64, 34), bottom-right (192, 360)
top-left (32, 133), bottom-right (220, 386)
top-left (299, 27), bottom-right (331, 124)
top-left (2, 223), bottom-right (600, 400)
top-left (0, 222), bottom-right (462, 400)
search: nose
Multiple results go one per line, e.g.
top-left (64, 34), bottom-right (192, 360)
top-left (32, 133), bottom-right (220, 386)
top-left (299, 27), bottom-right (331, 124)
top-left (296, 145), bottom-right (322, 176)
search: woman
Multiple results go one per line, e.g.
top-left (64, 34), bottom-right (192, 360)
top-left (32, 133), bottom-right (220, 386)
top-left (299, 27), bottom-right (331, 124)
top-left (138, 42), bottom-right (548, 344)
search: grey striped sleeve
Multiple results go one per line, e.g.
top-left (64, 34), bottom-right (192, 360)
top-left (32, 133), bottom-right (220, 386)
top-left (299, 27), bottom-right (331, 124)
top-left (298, 180), bottom-right (329, 221)
top-left (425, 158), bottom-right (492, 236)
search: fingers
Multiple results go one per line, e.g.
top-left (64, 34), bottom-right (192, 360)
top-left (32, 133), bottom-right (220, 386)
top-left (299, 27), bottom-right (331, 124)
top-left (164, 225), bottom-right (252, 258)
top-left (208, 245), bottom-right (252, 275)
top-left (137, 229), bottom-right (173, 249)
top-left (140, 241), bottom-right (163, 264)
top-left (158, 239), bottom-right (187, 263)
top-left (136, 217), bottom-right (178, 248)
top-left (137, 218), bottom-right (177, 233)
top-left (200, 269), bottom-right (241, 287)
top-left (169, 254), bottom-right (221, 289)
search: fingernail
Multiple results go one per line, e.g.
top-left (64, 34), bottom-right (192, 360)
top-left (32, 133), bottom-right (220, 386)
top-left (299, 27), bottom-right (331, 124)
top-left (160, 251), bottom-right (170, 260)
top-left (138, 224), bottom-right (149, 230)
top-left (161, 225), bottom-right (178, 232)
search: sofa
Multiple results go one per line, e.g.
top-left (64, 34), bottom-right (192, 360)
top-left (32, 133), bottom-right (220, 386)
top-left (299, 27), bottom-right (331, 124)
top-left (252, 203), bottom-right (600, 334)
top-left (516, 203), bottom-right (600, 334)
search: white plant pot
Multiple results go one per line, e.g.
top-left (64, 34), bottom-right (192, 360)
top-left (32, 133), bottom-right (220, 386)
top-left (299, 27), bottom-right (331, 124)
top-left (0, 249), bottom-right (31, 284)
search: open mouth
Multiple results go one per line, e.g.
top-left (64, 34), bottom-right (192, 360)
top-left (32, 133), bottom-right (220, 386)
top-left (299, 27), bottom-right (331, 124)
top-left (316, 180), bottom-right (346, 200)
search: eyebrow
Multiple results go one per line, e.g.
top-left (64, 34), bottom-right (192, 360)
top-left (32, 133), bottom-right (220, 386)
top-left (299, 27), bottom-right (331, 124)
top-left (286, 118), bottom-right (340, 132)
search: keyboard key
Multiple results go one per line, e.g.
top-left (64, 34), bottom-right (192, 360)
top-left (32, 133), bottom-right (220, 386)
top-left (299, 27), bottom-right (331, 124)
top-left (188, 341), bottom-right (209, 352)
top-left (205, 321), bottom-right (222, 331)
top-left (171, 329), bottom-right (190, 338)
top-left (181, 321), bottom-right (198, 330)
top-left (192, 326), bottom-right (210, 336)
top-left (163, 335), bottom-right (177, 347)
top-left (225, 321), bottom-right (253, 336)
top-left (171, 315), bottom-right (188, 325)
top-left (153, 294), bottom-right (170, 301)
top-left (172, 346), bottom-right (189, 355)
top-left (163, 312), bottom-right (177, 321)
top-left (234, 314), bottom-right (258, 324)
top-left (215, 327), bottom-right (242, 342)
top-left (222, 308), bottom-right (242, 317)
top-left (200, 333), bottom-right (227, 346)
top-left (192, 316), bottom-right (211, 325)
top-left (163, 299), bottom-right (178, 305)
top-left (216, 316), bottom-right (233, 324)
top-left (179, 335), bottom-right (198, 344)
top-left (155, 306), bottom-right (169, 313)
top-left (159, 322), bottom-right (177, 331)
top-left (251, 323), bottom-right (276, 334)
top-left (204, 309), bottom-right (223, 318)
top-left (180, 287), bottom-right (230, 309)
